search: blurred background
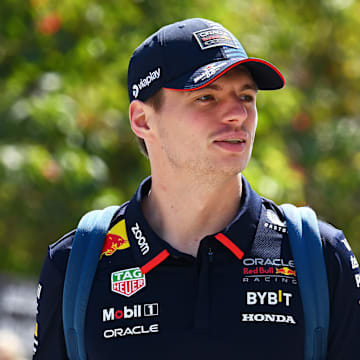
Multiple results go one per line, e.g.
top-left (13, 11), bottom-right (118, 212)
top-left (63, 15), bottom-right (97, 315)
top-left (0, 0), bottom-right (359, 358)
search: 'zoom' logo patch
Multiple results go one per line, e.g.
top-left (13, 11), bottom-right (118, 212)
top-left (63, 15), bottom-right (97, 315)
top-left (131, 223), bottom-right (150, 255)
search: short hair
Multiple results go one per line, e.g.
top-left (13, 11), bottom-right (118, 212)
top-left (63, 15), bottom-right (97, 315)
top-left (135, 88), bottom-right (164, 157)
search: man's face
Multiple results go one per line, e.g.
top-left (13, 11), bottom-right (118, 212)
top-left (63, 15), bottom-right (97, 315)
top-left (148, 67), bottom-right (258, 178)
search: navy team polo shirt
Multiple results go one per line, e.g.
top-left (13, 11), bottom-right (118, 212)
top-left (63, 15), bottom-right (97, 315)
top-left (33, 176), bottom-right (360, 359)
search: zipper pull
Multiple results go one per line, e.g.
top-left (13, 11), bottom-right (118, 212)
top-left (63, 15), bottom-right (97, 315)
top-left (208, 248), bottom-right (214, 263)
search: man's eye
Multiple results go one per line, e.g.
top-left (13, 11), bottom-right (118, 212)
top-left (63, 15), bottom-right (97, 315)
top-left (241, 94), bottom-right (255, 102)
top-left (196, 95), bottom-right (214, 102)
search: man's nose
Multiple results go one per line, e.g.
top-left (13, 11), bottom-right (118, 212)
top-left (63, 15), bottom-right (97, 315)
top-left (221, 96), bottom-right (248, 124)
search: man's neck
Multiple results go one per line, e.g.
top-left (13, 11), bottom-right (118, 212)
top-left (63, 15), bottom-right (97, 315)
top-left (141, 173), bottom-right (243, 257)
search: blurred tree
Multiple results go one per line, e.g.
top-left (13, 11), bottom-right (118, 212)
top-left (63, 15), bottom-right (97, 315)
top-left (0, 0), bottom-right (359, 276)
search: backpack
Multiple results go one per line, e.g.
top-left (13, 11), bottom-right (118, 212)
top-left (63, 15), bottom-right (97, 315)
top-left (62, 204), bottom-right (329, 360)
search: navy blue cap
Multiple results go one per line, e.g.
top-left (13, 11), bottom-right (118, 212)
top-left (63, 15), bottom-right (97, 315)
top-left (127, 18), bottom-right (285, 102)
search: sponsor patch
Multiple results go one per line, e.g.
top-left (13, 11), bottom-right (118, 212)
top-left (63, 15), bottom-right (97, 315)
top-left (103, 303), bottom-right (159, 322)
top-left (193, 27), bottom-right (239, 50)
top-left (33, 322), bottom-right (39, 354)
top-left (242, 259), bottom-right (298, 285)
top-left (243, 258), bottom-right (295, 268)
top-left (276, 267), bottom-right (296, 277)
top-left (104, 323), bottom-right (159, 338)
top-left (132, 67), bottom-right (161, 99)
top-left (100, 219), bottom-right (130, 259)
top-left (242, 276), bottom-right (298, 285)
top-left (37, 284), bottom-right (42, 300)
top-left (264, 209), bottom-right (287, 233)
top-left (193, 63), bottom-right (227, 84)
top-left (111, 267), bottom-right (146, 297)
top-left (243, 266), bottom-right (275, 275)
top-left (33, 338), bottom-right (39, 355)
top-left (34, 284), bottom-right (42, 354)
top-left (266, 210), bottom-right (285, 226)
top-left (264, 222), bottom-right (287, 233)
top-left (351, 256), bottom-right (359, 270)
top-left (243, 266), bottom-right (296, 277)
top-left (131, 222), bottom-right (150, 255)
top-left (355, 274), bottom-right (360, 288)
top-left (241, 313), bottom-right (296, 325)
top-left (341, 238), bottom-right (352, 252)
top-left (246, 290), bottom-right (293, 307)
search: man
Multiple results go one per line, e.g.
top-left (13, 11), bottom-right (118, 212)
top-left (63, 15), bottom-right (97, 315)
top-left (33, 18), bottom-right (360, 359)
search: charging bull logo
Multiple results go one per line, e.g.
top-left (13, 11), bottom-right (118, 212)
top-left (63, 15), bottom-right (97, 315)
top-left (100, 219), bottom-right (130, 259)
top-left (276, 267), bottom-right (296, 277)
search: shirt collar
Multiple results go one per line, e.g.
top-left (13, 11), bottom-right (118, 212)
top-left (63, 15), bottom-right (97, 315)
top-left (125, 175), bottom-right (262, 270)
top-left (220, 175), bottom-right (263, 257)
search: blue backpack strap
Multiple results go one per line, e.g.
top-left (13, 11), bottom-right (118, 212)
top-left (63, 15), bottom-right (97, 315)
top-left (281, 204), bottom-right (329, 360)
top-left (63, 205), bottom-right (120, 360)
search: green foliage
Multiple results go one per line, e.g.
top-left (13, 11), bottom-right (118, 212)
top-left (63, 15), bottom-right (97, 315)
top-left (0, 0), bottom-right (359, 275)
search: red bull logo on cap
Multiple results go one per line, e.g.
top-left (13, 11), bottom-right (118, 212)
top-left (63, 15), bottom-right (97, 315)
top-left (100, 219), bottom-right (130, 259)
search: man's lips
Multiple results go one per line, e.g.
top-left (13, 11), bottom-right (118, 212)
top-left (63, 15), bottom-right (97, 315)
top-left (213, 131), bottom-right (248, 143)
top-left (214, 139), bottom-right (246, 144)
top-left (212, 131), bottom-right (249, 152)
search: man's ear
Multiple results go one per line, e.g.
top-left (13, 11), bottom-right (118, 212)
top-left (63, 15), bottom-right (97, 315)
top-left (129, 100), bottom-right (152, 139)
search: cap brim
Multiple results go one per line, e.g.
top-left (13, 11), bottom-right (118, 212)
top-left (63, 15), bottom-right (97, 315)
top-left (164, 57), bottom-right (285, 92)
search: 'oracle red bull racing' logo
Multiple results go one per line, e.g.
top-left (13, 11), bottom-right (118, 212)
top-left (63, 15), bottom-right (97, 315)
top-left (242, 258), bottom-right (297, 285)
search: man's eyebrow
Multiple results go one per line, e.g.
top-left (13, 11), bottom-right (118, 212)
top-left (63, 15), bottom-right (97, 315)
top-left (242, 83), bottom-right (258, 92)
top-left (192, 82), bottom-right (258, 92)
top-left (202, 83), bottom-right (222, 91)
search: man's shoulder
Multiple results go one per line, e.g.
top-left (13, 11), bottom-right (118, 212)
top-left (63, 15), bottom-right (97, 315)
top-left (47, 202), bottom-right (130, 268)
top-left (317, 219), bottom-right (355, 267)
top-left (260, 197), bottom-right (346, 246)
top-left (317, 219), bottom-right (345, 246)
top-left (49, 230), bottom-right (75, 255)
top-left (260, 197), bottom-right (287, 223)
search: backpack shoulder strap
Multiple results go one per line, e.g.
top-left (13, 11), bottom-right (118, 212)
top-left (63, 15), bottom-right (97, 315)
top-left (62, 205), bottom-right (120, 360)
top-left (280, 204), bottom-right (329, 360)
